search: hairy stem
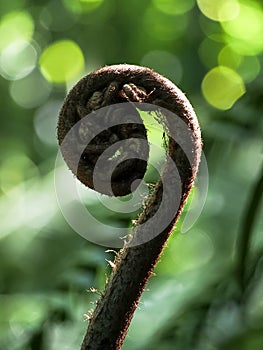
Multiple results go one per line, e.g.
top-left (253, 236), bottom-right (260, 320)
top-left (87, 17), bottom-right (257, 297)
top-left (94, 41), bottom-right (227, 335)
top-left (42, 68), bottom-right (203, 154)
top-left (58, 64), bottom-right (202, 349)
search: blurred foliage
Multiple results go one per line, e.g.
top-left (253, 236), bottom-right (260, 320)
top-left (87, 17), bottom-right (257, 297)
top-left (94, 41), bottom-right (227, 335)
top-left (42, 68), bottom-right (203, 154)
top-left (0, 0), bottom-right (262, 349)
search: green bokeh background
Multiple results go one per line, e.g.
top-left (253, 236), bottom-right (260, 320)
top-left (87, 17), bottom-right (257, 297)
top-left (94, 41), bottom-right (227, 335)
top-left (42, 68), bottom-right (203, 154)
top-left (0, 0), bottom-right (262, 349)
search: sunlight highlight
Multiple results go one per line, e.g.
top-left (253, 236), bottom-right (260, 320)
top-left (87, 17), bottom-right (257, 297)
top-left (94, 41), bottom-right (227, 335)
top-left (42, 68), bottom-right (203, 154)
top-left (221, 1), bottom-right (263, 55)
top-left (197, 0), bottom-right (240, 21)
top-left (39, 40), bottom-right (84, 83)
top-left (201, 66), bottom-right (245, 110)
top-left (0, 40), bottom-right (37, 80)
top-left (0, 11), bottom-right (34, 52)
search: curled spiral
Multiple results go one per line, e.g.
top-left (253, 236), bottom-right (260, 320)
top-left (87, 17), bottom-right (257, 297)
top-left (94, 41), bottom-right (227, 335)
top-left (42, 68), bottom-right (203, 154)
top-left (57, 64), bottom-right (202, 349)
top-left (57, 64), bottom-right (201, 198)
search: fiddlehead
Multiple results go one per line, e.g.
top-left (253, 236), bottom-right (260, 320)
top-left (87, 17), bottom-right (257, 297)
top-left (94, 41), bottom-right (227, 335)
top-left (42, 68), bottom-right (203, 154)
top-left (57, 64), bottom-right (202, 349)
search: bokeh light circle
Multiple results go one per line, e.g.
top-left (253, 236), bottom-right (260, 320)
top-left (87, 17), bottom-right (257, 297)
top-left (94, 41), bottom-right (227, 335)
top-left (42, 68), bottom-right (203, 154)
top-left (0, 11), bottom-right (34, 52)
top-left (10, 69), bottom-right (52, 109)
top-left (217, 46), bottom-right (242, 70)
top-left (201, 66), bottom-right (245, 110)
top-left (0, 40), bottom-right (37, 81)
top-left (237, 56), bottom-right (260, 83)
top-left (140, 50), bottom-right (183, 84)
top-left (218, 47), bottom-right (261, 83)
top-left (34, 100), bottom-right (63, 146)
top-left (197, 0), bottom-right (240, 22)
top-left (0, 153), bottom-right (39, 195)
top-left (39, 40), bottom-right (84, 83)
top-left (221, 2), bottom-right (263, 55)
top-left (198, 38), bottom-right (223, 69)
top-left (143, 6), bottom-right (188, 41)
